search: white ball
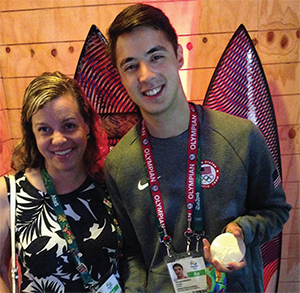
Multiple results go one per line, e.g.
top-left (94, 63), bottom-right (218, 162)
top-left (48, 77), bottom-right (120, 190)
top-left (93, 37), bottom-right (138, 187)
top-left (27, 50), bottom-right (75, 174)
top-left (210, 233), bottom-right (246, 267)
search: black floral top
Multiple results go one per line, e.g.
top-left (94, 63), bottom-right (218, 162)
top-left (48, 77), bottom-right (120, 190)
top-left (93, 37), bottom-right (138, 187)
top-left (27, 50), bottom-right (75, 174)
top-left (6, 171), bottom-right (118, 293)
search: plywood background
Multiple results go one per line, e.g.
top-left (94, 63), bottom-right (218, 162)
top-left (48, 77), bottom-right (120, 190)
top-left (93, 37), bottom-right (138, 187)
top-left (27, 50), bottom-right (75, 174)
top-left (0, 0), bottom-right (299, 291)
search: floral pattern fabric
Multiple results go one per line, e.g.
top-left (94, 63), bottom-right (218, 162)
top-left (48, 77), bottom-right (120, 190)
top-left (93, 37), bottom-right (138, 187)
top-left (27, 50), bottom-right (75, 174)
top-left (6, 171), bottom-right (118, 293)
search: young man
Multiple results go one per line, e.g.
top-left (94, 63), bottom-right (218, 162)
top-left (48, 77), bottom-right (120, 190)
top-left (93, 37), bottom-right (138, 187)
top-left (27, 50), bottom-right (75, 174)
top-left (104, 4), bottom-right (291, 292)
top-left (173, 263), bottom-right (187, 280)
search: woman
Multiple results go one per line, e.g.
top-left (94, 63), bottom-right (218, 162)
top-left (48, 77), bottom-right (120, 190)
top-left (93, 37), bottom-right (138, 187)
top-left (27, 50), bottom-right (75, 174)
top-left (0, 72), bottom-right (122, 292)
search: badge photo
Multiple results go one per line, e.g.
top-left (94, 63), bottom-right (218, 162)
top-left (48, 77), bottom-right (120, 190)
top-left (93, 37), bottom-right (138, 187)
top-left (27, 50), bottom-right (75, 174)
top-left (166, 255), bottom-right (207, 293)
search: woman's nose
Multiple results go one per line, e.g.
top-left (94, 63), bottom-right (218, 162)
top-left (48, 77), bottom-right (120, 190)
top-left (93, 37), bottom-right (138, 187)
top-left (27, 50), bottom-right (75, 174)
top-left (52, 131), bottom-right (67, 144)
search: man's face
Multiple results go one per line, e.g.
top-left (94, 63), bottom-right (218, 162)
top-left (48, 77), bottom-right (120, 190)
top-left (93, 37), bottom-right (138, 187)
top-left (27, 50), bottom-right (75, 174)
top-left (173, 265), bottom-right (184, 278)
top-left (115, 26), bottom-right (184, 118)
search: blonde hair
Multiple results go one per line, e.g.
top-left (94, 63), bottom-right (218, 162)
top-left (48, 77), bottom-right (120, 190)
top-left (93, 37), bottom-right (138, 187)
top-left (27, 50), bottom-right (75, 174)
top-left (11, 71), bottom-right (108, 181)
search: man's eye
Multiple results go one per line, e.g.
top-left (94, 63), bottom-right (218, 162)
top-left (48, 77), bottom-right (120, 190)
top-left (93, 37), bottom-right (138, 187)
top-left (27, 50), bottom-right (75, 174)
top-left (124, 64), bottom-right (137, 71)
top-left (153, 55), bottom-right (163, 61)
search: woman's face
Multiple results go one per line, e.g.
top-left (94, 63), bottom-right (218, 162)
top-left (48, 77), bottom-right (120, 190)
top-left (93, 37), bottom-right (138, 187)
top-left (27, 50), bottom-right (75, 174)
top-left (31, 94), bottom-right (90, 175)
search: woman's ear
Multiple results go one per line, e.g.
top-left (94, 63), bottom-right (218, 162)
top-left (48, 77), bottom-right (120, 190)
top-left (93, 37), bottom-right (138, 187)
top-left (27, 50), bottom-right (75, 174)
top-left (85, 124), bottom-right (90, 137)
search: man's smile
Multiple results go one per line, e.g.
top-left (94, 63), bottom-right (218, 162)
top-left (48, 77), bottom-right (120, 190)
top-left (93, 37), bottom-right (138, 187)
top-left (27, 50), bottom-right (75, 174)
top-left (143, 85), bottom-right (163, 97)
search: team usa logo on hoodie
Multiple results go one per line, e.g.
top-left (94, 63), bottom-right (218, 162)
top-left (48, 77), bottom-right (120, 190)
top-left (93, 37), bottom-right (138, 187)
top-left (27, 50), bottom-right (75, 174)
top-left (201, 160), bottom-right (220, 189)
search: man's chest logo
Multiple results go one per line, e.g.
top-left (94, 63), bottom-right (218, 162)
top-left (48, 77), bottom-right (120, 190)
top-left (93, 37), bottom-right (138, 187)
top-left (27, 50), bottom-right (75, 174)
top-left (201, 160), bottom-right (220, 189)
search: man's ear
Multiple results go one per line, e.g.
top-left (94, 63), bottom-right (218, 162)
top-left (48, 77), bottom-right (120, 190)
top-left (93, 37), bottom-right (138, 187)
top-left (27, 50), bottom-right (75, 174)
top-left (177, 44), bottom-right (184, 69)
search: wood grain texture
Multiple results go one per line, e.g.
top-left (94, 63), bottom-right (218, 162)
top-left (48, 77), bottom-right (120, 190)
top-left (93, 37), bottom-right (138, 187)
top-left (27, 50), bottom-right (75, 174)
top-left (0, 0), bottom-right (299, 290)
top-left (0, 71), bottom-right (13, 175)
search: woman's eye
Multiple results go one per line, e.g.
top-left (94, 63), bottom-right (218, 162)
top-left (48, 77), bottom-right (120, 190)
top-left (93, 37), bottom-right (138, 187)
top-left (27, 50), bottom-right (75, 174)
top-left (65, 123), bottom-right (76, 130)
top-left (38, 126), bottom-right (50, 133)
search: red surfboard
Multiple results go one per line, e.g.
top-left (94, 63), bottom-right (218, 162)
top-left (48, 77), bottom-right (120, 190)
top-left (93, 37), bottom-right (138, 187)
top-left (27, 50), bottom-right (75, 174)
top-left (203, 24), bottom-right (282, 292)
top-left (74, 25), bottom-right (141, 147)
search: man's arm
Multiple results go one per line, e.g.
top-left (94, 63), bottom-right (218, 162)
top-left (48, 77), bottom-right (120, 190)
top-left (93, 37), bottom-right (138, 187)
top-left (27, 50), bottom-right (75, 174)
top-left (203, 124), bottom-right (291, 273)
top-left (232, 124), bottom-right (291, 247)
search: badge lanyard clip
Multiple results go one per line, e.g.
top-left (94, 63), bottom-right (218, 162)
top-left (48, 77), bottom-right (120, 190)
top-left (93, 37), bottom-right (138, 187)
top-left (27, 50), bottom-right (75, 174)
top-left (195, 232), bottom-right (206, 253)
top-left (163, 234), bottom-right (173, 257)
top-left (184, 227), bottom-right (194, 253)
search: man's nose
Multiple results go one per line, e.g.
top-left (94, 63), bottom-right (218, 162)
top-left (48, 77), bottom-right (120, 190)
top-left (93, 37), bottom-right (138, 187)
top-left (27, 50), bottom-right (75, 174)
top-left (139, 62), bottom-right (155, 82)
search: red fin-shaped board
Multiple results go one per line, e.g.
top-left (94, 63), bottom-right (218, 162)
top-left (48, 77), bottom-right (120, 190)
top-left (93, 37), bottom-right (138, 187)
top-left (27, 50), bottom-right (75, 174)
top-left (203, 24), bottom-right (282, 292)
top-left (75, 25), bottom-right (141, 146)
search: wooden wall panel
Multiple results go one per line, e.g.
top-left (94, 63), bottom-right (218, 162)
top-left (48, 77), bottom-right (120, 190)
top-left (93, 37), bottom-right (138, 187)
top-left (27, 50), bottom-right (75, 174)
top-left (181, 62), bottom-right (299, 106)
top-left (0, 1), bottom-right (203, 45)
top-left (274, 95), bottom-right (300, 126)
top-left (0, 0), bottom-right (299, 291)
top-left (258, 29), bottom-right (300, 63)
top-left (278, 125), bottom-right (300, 158)
top-left (0, 0), bottom-right (158, 11)
top-left (282, 154), bottom-right (300, 182)
top-left (180, 68), bottom-right (215, 104)
top-left (282, 197), bottom-right (300, 236)
top-left (0, 6), bottom-right (109, 44)
top-left (279, 258), bottom-right (300, 286)
top-left (0, 140), bottom-right (13, 176)
top-left (1, 42), bottom-right (83, 77)
top-left (1, 32), bottom-right (249, 78)
top-left (0, 106), bottom-right (11, 141)
top-left (4, 77), bottom-right (38, 108)
top-left (0, 73), bottom-right (13, 176)
top-left (278, 281), bottom-right (299, 293)
top-left (1, 33), bottom-right (298, 93)
top-left (8, 109), bottom-right (22, 139)
top-left (0, 77), bottom-right (5, 110)
top-left (264, 63), bottom-right (300, 96)
top-left (258, 0), bottom-right (300, 30)
top-left (0, 0), bottom-right (262, 45)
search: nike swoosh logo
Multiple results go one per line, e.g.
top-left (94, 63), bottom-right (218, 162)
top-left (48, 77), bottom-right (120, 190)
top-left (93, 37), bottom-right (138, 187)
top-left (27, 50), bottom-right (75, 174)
top-left (138, 180), bottom-right (149, 190)
top-left (138, 176), bottom-right (161, 191)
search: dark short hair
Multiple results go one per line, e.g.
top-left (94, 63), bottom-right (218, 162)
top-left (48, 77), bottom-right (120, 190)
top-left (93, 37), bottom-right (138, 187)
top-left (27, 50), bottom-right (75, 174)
top-left (173, 263), bottom-right (183, 270)
top-left (108, 3), bottom-right (178, 67)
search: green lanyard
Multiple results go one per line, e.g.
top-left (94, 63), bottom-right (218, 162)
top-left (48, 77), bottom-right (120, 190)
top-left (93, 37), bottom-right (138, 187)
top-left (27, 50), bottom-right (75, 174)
top-left (40, 166), bottom-right (122, 289)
